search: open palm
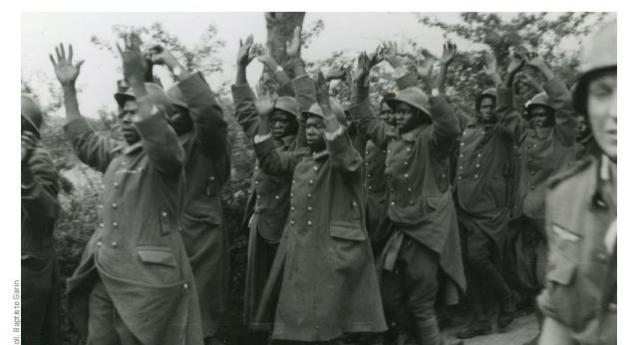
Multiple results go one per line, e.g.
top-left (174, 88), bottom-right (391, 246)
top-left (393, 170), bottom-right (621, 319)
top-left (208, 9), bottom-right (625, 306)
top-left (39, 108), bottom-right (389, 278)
top-left (49, 43), bottom-right (84, 86)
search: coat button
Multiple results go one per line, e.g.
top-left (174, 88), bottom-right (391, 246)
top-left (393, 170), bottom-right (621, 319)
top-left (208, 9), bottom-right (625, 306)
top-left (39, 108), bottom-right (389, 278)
top-left (111, 203), bottom-right (118, 209)
top-left (457, 176), bottom-right (462, 180)
top-left (209, 176), bottom-right (215, 181)
top-left (475, 163), bottom-right (480, 168)
top-left (257, 195), bottom-right (261, 200)
top-left (474, 174), bottom-right (478, 178)
top-left (97, 241), bottom-right (102, 247)
top-left (367, 174), bottom-right (372, 178)
top-left (407, 187), bottom-right (413, 192)
top-left (113, 181), bottom-right (119, 187)
top-left (313, 166), bottom-right (319, 172)
top-left (111, 241), bottom-right (118, 248)
top-left (275, 195), bottom-right (280, 200)
top-left (121, 161), bottom-right (126, 166)
top-left (307, 206), bottom-right (313, 211)
top-left (406, 147), bottom-right (411, 152)
top-left (183, 283), bottom-right (189, 289)
top-left (291, 206), bottom-right (295, 211)
top-left (459, 165), bottom-right (463, 170)
top-left (290, 220), bottom-right (295, 225)
top-left (307, 193), bottom-right (312, 198)
top-left (459, 154), bottom-right (464, 158)
top-left (368, 185), bottom-right (372, 190)
top-left (530, 185), bottom-right (536, 190)
top-left (162, 212), bottom-right (167, 217)
top-left (307, 220), bottom-right (312, 226)
top-left (391, 201), bottom-right (396, 206)
top-left (309, 179), bottom-right (314, 185)
top-left (404, 161), bottom-right (409, 166)
top-left (99, 223), bottom-right (104, 228)
top-left (112, 222), bottom-right (119, 228)
top-left (529, 170), bottom-right (535, 176)
top-left (460, 142), bottom-right (465, 146)
top-left (477, 153), bottom-right (482, 157)
top-left (597, 253), bottom-right (608, 261)
top-left (409, 200), bottom-right (414, 205)
top-left (609, 303), bottom-right (617, 312)
top-left (403, 173), bottom-right (409, 179)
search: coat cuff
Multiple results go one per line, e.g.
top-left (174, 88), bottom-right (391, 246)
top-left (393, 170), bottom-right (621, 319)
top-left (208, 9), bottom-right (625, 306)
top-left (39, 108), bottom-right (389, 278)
top-left (324, 125), bottom-right (344, 141)
top-left (254, 133), bottom-right (273, 144)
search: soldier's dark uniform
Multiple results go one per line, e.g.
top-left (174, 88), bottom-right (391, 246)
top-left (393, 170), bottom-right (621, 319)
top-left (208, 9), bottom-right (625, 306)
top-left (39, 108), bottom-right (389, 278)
top-left (453, 88), bottom-right (517, 333)
top-left (22, 101), bottom-right (62, 345)
top-left (351, 85), bottom-right (466, 345)
top-left (167, 73), bottom-right (231, 340)
top-left (231, 74), bottom-right (314, 329)
top-left (497, 78), bottom-right (577, 296)
top-left (364, 140), bottom-right (388, 240)
top-left (64, 84), bottom-right (203, 345)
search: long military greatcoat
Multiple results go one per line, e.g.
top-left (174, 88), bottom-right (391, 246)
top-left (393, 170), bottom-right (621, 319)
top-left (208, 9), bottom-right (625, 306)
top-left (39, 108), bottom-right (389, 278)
top-left (538, 155), bottom-right (616, 345)
top-left (64, 113), bottom-right (203, 345)
top-left (22, 146), bottom-right (61, 345)
top-left (453, 118), bottom-right (514, 251)
top-left (254, 130), bottom-right (387, 342)
top-left (496, 77), bottom-right (578, 220)
top-left (350, 95), bottom-right (467, 301)
top-left (176, 73), bottom-right (230, 338)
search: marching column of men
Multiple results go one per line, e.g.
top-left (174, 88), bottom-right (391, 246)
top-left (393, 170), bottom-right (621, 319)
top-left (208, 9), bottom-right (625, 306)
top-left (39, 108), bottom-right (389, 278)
top-left (21, 19), bottom-right (615, 345)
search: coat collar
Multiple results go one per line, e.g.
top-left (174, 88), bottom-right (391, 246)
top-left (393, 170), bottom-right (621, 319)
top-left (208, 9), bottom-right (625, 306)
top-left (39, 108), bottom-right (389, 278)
top-left (312, 149), bottom-right (329, 161)
top-left (400, 124), bottom-right (428, 143)
top-left (592, 154), bottom-right (616, 210)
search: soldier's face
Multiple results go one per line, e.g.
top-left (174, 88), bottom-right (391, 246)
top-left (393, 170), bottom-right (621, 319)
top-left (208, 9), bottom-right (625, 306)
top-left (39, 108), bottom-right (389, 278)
top-left (394, 103), bottom-right (419, 133)
top-left (305, 116), bottom-right (325, 148)
top-left (119, 100), bottom-right (141, 144)
top-left (479, 97), bottom-right (496, 123)
top-left (379, 103), bottom-right (394, 125)
top-left (271, 111), bottom-right (294, 140)
top-left (588, 71), bottom-right (617, 161)
top-left (528, 106), bottom-right (554, 128)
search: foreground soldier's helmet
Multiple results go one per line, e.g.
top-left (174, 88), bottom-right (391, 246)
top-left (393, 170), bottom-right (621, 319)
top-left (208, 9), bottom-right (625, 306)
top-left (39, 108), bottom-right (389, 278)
top-left (22, 94), bottom-right (43, 138)
top-left (475, 87), bottom-right (497, 112)
top-left (114, 83), bottom-right (176, 113)
top-left (573, 19), bottom-right (617, 114)
top-left (304, 97), bottom-right (347, 126)
top-left (384, 87), bottom-right (431, 120)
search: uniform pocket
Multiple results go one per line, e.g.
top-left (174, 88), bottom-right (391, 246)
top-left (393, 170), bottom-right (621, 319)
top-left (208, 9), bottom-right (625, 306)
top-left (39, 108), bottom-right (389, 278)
top-left (330, 221), bottom-right (366, 242)
top-left (137, 246), bottom-right (177, 268)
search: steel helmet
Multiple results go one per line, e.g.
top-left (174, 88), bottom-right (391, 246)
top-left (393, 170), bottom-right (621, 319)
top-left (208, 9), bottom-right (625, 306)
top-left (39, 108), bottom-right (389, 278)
top-left (274, 96), bottom-right (301, 119)
top-left (114, 83), bottom-right (175, 113)
top-left (21, 94), bottom-right (43, 138)
top-left (303, 97), bottom-right (347, 126)
top-left (573, 19), bottom-right (617, 114)
top-left (475, 87), bottom-right (497, 112)
top-left (525, 92), bottom-right (555, 115)
top-left (384, 86), bottom-right (431, 120)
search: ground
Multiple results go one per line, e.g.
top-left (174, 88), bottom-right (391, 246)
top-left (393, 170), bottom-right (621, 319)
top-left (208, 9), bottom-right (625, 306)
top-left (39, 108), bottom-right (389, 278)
top-left (444, 312), bottom-right (538, 345)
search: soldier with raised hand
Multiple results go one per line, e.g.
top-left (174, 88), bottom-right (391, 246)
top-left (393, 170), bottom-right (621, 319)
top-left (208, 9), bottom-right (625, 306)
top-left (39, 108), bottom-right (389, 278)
top-left (231, 29), bottom-right (312, 343)
top-left (453, 49), bottom-right (519, 339)
top-left (497, 45), bottom-right (578, 345)
top-left (538, 19), bottom-right (617, 345)
top-left (350, 42), bottom-right (465, 345)
top-left (52, 36), bottom-right (202, 345)
top-left (145, 44), bottom-right (230, 345)
top-left (253, 72), bottom-right (387, 343)
top-left (21, 94), bottom-right (62, 345)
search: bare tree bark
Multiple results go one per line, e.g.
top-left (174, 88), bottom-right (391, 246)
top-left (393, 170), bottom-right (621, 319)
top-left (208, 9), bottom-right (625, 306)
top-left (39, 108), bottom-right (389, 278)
top-left (260, 12), bottom-right (305, 94)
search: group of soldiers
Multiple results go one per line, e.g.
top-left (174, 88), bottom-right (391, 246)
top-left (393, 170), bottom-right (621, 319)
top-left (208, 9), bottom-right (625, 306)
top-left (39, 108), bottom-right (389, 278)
top-left (21, 18), bottom-right (616, 345)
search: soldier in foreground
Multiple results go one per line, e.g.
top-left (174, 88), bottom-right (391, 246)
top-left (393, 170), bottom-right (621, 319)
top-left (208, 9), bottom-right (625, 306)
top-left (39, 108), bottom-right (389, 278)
top-left (52, 36), bottom-right (203, 345)
top-left (538, 19), bottom-right (617, 345)
top-left (21, 95), bottom-right (62, 345)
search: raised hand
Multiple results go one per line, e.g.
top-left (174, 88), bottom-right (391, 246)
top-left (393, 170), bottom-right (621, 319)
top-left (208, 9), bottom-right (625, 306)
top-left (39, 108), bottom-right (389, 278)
top-left (482, 50), bottom-right (498, 76)
top-left (255, 44), bottom-right (279, 71)
top-left (525, 51), bottom-right (554, 80)
top-left (237, 35), bottom-right (256, 67)
top-left (255, 98), bottom-right (274, 119)
top-left (315, 72), bottom-right (331, 107)
top-left (21, 130), bottom-right (38, 162)
top-left (49, 43), bottom-right (85, 86)
top-left (117, 32), bottom-right (147, 83)
top-left (507, 47), bottom-right (527, 75)
top-left (368, 45), bottom-right (385, 67)
top-left (354, 51), bottom-right (371, 83)
top-left (441, 41), bottom-right (457, 66)
top-left (147, 45), bottom-right (180, 68)
top-left (286, 26), bottom-right (302, 59)
top-left (325, 66), bottom-right (347, 82)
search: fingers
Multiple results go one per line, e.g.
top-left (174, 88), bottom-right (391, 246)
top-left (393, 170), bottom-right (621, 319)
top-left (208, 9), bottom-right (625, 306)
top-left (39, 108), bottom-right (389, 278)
top-left (59, 43), bottom-right (66, 61)
top-left (55, 45), bottom-right (61, 62)
top-left (76, 60), bottom-right (85, 69)
top-left (49, 54), bottom-right (56, 67)
top-left (116, 43), bottom-right (123, 57)
top-left (68, 44), bottom-right (73, 63)
top-left (246, 34), bottom-right (254, 46)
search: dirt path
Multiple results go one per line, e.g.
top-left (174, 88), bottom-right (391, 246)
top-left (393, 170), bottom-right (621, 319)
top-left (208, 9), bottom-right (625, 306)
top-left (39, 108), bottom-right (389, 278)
top-left (443, 313), bottom-right (538, 345)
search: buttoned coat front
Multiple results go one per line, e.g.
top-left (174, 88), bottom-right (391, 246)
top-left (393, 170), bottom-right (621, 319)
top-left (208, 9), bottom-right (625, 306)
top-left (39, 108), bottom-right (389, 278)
top-left (176, 73), bottom-right (230, 338)
top-left (64, 113), bottom-right (203, 345)
top-left (364, 140), bottom-right (388, 237)
top-left (496, 78), bottom-right (578, 220)
top-left (254, 131), bottom-right (387, 342)
top-left (453, 118), bottom-right (515, 250)
top-left (538, 156), bottom-right (616, 345)
top-left (350, 95), bottom-right (466, 298)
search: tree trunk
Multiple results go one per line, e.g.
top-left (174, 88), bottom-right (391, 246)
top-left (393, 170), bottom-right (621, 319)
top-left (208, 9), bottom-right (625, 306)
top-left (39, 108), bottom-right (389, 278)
top-left (260, 12), bottom-right (305, 94)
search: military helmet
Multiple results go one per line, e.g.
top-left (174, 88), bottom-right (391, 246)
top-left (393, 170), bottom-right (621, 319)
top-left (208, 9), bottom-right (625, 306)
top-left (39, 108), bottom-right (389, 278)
top-left (384, 86), bottom-right (431, 120)
top-left (573, 19), bottom-right (617, 114)
top-left (475, 87), bottom-right (497, 112)
top-left (274, 96), bottom-right (301, 119)
top-left (114, 83), bottom-right (175, 113)
top-left (21, 94), bottom-right (43, 138)
top-left (303, 97), bottom-right (347, 126)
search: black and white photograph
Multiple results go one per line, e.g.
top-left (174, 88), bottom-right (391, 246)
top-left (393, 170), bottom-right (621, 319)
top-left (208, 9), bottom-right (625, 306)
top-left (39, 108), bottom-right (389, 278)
top-left (17, 10), bottom-right (619, 345)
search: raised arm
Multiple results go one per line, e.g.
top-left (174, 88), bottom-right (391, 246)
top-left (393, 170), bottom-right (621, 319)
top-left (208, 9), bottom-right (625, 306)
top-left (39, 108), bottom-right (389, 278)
top-left (51, 43), bottom-right (120, 172)
top-left (496, 48), bottom-right (527, 140)
top-left (150, 46), bottom-right (228, 158)
top-left (118, 33), bottom-right (184, 175)
top-left (431, 42), bottom-right (461, 150)
top-left (252, 100), bottom-right (300, 176)
top-left (350, 52), bottom-right (394, 149)
top-left (526, 54), bottom-right (577, 145)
